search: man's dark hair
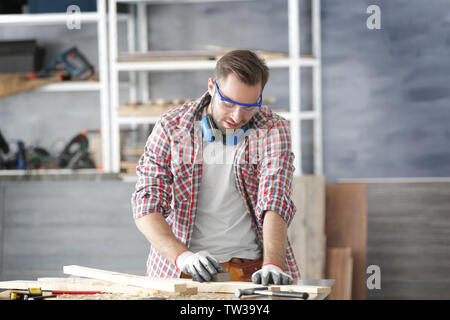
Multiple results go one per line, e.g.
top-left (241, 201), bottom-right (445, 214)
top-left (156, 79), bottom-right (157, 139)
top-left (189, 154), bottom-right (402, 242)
top-left (215, 50), bottom-right (270, 89)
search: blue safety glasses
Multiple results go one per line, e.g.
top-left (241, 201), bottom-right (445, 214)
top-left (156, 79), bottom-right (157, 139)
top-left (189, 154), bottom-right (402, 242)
top-left (214, 80), bottom-right (262, 108)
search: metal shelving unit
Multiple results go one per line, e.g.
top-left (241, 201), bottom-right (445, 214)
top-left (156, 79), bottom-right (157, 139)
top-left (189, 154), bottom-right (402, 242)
top-left (0, 12), bottom-right (100, 25)
top-left (108, 0), bottom-right (323, 176)
top-left (0, 0), bottom-right (111, 172)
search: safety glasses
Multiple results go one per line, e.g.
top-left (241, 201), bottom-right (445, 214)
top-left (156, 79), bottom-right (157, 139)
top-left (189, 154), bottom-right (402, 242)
top-left (214, 80), bottom-right (262, 109)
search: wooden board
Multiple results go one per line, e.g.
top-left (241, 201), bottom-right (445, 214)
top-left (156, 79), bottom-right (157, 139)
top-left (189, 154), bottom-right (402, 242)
top-left (0, 278), bottom-right (157, 295)
top-left (0, 73), bottom-right (61, 98)
top-left (0, 275), bottom-right (330, 300)
top-left (63, 265), bottom-right (330, 296)
top-left (190, 280), bottom-right (330, 294)
top-left (117, 104), bottom-right (178, 117)
top-left (117, 49), bottom-right (289, 63)
top-left (39, 277), bottom-right (197, 296)
top-left (326, 247), bottom-right (353, 300)
top-left (63, 265), bottom-right (187, 293)
top-left (0, 278), bottom-right (197, 300)
top-left (325, 183), bottom-right (367, 299)
top-left (288, 175), bottom-right (326, 280)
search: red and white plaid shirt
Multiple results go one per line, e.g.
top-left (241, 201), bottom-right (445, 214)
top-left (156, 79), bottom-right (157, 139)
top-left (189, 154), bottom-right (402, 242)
top-left (131, 92), bottom-right (300, 280)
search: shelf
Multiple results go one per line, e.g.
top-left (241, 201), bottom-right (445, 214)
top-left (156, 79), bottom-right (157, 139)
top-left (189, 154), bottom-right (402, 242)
top-left (115, 56), bottom-right (318, 72)
top-left (109, 0), bottom-right (323, 174)
top-left (118, 116), bottom-right (161, 125)
top-left (34, 81), bottom-right (102, 92)
top-left (0, 1), bottom-right (112, 172)
top-left (337, 177), bottom-right (450, 184)
top-left (116, 110), bottom-right (320, 126)
top-left (0, 12), bottom-right (100, 25)
top-left (115, 0), bottom-right (253, 4)
top-left (0, 169), bottom-right (120, 181)
top-left (33, 81), bottom-right (129, 92)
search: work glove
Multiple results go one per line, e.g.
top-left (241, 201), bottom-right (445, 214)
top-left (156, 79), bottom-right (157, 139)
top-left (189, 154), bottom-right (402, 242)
top-left (175, 250), bottom-right (224, 282)
top-left (251, 263), bottom-right (294, 286)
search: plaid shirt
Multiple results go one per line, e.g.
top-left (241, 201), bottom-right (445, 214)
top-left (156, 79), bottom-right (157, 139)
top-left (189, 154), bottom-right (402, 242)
top-left (131, 92), bottom-right (300, 280)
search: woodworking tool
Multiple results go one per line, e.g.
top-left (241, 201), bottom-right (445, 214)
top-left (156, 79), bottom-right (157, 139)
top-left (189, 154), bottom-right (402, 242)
top-left (210, 272), bottom-right (231, 282)
top-left (51, 290), bottom-right (102, 295)
top-left (295, 279), bottom-right (335, 287)
top-left (37, 47), bottom-right (94, 80)
top-left (28, 294), bottom-right (57, 300)
top-left (9, 287), bottom-right (41, 300)
top-left (58, 132), bottom-right (96, 169)
top-left (9, 287), bottom-right (56, 300)
top-left (9, 292), bottom-right (28, 300)
top-left (235, 287), bottom-right (309, 300)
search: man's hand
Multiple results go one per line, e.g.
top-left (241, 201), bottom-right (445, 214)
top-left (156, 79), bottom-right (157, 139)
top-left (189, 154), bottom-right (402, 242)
top-left (176, 250), bottom-right (224, 282)
top-left (251, 263), bottom-right (293, 286)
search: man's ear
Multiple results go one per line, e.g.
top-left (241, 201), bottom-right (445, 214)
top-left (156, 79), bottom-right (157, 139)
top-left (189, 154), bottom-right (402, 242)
top-left (207, 78), bottom-right (215, 96)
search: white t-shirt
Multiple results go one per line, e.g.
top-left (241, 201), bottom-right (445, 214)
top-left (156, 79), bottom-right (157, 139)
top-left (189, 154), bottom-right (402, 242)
top-left (189, 112), bottom-right (261, 263)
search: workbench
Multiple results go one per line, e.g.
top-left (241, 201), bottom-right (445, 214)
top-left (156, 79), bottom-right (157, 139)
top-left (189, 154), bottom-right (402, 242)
top-left (0, 277), bottom-right (331, 300)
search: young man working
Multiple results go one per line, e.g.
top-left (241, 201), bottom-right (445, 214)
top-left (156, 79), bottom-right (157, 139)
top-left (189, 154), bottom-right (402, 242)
top-left (132, 50), bottom-right (300, 286)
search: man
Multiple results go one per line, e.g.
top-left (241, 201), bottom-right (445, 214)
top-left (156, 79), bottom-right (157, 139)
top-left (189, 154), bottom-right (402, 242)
top-left (132, 50), bottom-right (300, 286)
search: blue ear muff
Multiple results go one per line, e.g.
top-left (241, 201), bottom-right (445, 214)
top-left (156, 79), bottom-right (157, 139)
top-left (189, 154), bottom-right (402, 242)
top-left (201, 114), bottom-right (247, 146)
top-left (200, 114), bottom-right (217, 143)
top-left (224, 125), bottom-right (248, 145)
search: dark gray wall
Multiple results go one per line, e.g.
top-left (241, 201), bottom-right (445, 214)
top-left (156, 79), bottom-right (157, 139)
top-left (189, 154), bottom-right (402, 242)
top-left (322, 0), bottom-right (450, 182)
top-left (366, 182), bottom-right (450, 299)
top-left (0, 181), bottom-right (148, 280)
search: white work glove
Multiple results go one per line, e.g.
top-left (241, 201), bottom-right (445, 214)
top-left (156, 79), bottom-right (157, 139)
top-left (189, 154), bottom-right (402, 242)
top-left (175, 250), bottom-right (224, 282)
top-left (251, 263), bottom-right (294, 286)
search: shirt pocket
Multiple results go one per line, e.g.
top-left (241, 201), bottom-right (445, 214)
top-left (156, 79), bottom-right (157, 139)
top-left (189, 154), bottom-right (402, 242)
top-left (170, 162), bottom-right (192, 202)
top-left (237, 163), bottom-right (259, 195)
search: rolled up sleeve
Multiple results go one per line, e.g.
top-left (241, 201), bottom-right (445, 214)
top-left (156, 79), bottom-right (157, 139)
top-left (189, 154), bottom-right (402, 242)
top-left (131, 118), bottom-right (173, 219)
top-left (256, 119), bottom-right (296, 226)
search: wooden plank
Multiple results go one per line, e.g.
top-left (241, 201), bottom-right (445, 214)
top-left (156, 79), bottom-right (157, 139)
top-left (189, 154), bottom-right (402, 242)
top-left (63, 265), bottom-right (187, 293)
top-left (0, 185), bottom-right (4, 280)
top-left (36, 277), bottom-right (169, 295)
top-left (0, 276), bottom-right (330, 300)
top-left (325, 183), bottom-right (367, 299)
top-left (326, 247), bottom-right (353, 300)
top-left (0, 279), bottom-right (145, 295)
top-left (62, 265), bottom-right (331, 296)
top-left (0, 280), bottom-right (44, 290)
top-left (269, 284), bottom-right (330, 295)
top-left (188, 280), bottom-right (330, 294)
top-left (289, 175), bottom-right (326, 280)
top-left (0, 278), bottom-right (198, 298)
top-left (0, 73), bottom-right (61, 98)
top-left (0, 278), bottom-right (157, 295)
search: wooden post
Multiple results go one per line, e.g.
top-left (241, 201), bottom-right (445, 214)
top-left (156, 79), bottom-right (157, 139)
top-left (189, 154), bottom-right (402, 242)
top-left (325, 183), bottom-right (367, 299)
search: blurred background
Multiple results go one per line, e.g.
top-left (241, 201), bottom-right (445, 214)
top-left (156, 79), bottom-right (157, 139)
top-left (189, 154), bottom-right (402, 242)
top-left (0, 0), bottom-right (449, 300)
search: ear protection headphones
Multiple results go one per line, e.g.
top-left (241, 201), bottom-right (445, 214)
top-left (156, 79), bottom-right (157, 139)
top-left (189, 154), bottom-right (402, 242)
top-left (201, 114), bottom-right (248, 146)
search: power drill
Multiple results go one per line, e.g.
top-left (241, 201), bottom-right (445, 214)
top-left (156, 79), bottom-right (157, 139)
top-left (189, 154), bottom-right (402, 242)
top-left (30, 47), bottom-right (95, 80)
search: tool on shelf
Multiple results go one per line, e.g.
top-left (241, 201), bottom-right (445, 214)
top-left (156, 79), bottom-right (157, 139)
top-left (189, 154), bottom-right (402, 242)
top-left (58, 130), bottom-right (97, 169)
top-left (32, 47), bottom-right (94, 80)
